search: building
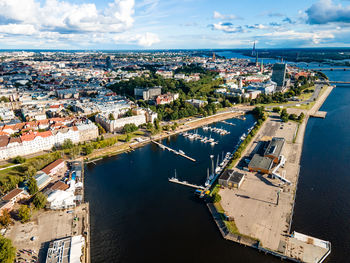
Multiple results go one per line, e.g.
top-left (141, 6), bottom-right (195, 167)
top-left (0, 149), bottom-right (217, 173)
top-left (218, 170), bottom-right (245, 189)
top-left (45, 235), bottom-right (85, 263)
top-left (134, 87), bottom-right (162, 100)
top-left (185, 99), bottom-right (207, 108)
top-left (0, 188), bottom-right (29, 215)
top-left (35, 171), bottom-right (51, 190)
top-left (41, 159), bottom-right (65, 176)
top-left (95, 108), bottom-right (157, 132)
top-left (248, 137), bottom-right (285, 174)
top-left (264, 137), bottom-right (285, 163)
top-left (271, 63), bottom-right (287, 87)
top-left (155, 93), bottom-right (179, 105)
top-left (248, 154), bottom-right (274, 174)
top-left (47, 190), bottom-right (75, 210)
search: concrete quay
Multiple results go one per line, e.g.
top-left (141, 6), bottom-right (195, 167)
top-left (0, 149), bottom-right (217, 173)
top-left (209, 86), bottom-right (334, 263)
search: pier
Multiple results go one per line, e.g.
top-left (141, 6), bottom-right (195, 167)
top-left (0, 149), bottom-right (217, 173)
top-left (310, 111), bottom-right (327, 118)
top-left (168, 177), bottom-right (205, 190)
top-left (220, 120), bottom-right (236, 126)
top-left (151, 140), bottom-right (196, 162)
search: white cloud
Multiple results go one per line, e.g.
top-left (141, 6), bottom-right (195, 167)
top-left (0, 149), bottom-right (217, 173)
top-left (213, 11), bottom-right (240, 20)
top-left (0, 24), bottom-right (37, 35)
top-left (210, 22), bottom-right (244, 33)
top-left (137, 32), bottom-right (160, 46)
top-left (0, 0), bottom-right (160, 47)
top-left (113, 32), bottom-right (160, 47)
top-left (306, 0), bottom-right (350, 24)
top-left (262, 30), bottom-right (335, 44)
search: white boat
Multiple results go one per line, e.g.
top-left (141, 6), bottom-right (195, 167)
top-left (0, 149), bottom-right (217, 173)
top-left (179, 150), bottom-right (185, 155)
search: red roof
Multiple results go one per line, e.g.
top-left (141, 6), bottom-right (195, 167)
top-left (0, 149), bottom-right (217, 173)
top-left (36, 131), bottom-right (52, 138)
top-left (2, 188), bottom-right (24, 201)
top-left (41, 159), bottom-right (65, 174)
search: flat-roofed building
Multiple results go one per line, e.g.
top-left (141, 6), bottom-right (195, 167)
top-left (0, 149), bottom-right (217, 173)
top-left (219, 169), bottom-right (245, 189)
top-left (45, 235), bottom-right (85, 263)
top-left (248, 154), bottom-right (274, 174)
top-left (264, 137), bottom-right (285, 163)
top-left (271, 63), bottom-right (287, 87)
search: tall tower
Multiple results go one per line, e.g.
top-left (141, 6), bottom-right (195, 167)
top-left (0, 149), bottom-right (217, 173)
top-left (213, 52), bottom-right (216, 61)
top-left (252, 41), bottom-right (256, 56)
top-left (260, 59), bottom-right (264, 73)
top-left (255, 52), bottom-right (259, 67)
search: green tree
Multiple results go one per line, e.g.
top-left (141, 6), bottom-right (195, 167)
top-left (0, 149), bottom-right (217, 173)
top-left (33, 192), bottom-right (47, 209)
top-left (123, 123), bottom-right (138, 134)
top-left (288, 114), bottom-right (298, 121)
top-left (272, 107), bottom-right (281, 113)
top-left (62, 139), bottom-right (73, 149)
top-left (0, 236), bottom-right (16, 263)
top-left (96, 123), bottom-right (106, 135)
top-left (154, 118), bottom-right (160, 130)
top-left (171, 122), bottom-right (178, 131)
top-left (25, 165), bottom-right (37, 178)
top-left (84, 145), bottom-right (93, 155)
top-left (125, 134), bottom-right (131, 142)
top-left (0, 209), bottom-right (11, 227)
top-left (27, 177), bottom-right (38, 195)
top-left (18, 205), bottom-right (31, 223)
top-left (12, 156), bottom-right (26, 164)
top-left (213, 193), bottom-right (222, 203)
top-left (298, 112), bottom-right (305, 122)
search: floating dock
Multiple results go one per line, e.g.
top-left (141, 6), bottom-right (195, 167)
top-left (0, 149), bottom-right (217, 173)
top-left (151, 140), bottom-right (196, 162)
top-left (168, 177), bottom-right (205, 190)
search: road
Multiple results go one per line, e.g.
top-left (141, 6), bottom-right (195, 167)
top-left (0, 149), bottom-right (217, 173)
top-left (266, 84), bottom-right (323, 109)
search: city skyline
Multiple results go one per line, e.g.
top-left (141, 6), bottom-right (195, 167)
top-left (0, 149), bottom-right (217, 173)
top-left (0, 0), bottom-right (350, 49)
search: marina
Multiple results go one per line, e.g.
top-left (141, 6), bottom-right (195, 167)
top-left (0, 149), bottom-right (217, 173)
top-left (181, 131), bottom-right (219, 145)
top-left (202, 126), bottom-right (231, 135)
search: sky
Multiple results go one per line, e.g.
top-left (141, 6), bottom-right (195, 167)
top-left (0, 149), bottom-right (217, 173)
top-left (0, 0), bottom-right (350, 49)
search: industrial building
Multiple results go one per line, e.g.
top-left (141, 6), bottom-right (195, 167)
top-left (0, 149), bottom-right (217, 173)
top-left (248, 137), bottom-right (285, 174)
top-left (219, 169), bottom-right (245, 189)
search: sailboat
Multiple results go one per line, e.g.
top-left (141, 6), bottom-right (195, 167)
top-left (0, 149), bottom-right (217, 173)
top-left (205, 168), bottom-right (210, 186)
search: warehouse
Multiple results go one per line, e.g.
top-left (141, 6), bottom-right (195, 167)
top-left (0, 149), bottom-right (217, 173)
top-left (248, 154), bottom-right (274, 174)
top-left (264, 137), bottom-right (285, 163)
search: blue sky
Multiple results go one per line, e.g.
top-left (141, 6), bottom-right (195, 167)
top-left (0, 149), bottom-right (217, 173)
top-left (0, 0), bottom-right (350, 49)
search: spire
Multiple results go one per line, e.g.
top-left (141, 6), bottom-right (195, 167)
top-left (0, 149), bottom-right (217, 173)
top-left (252, 41), bottom-right (256, 56)
top-left (256, 52), bottom-right (259, 67)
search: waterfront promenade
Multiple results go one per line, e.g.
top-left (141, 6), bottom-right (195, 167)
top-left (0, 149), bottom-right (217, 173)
top-left (213, 85), bottom-right (333, 263)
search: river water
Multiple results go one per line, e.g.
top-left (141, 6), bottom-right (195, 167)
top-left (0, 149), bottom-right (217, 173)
top-left (86, 52), bottom-right (350, 262)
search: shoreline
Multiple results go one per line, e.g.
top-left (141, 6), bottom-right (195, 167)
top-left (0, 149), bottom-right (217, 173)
top-left (84, 109), bottom-right (247, 163)
top-left (208, 85), bottom-right (334, 263)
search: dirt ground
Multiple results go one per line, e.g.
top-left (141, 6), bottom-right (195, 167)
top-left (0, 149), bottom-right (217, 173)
top-left (5, 203), bottom-right (89, 262)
